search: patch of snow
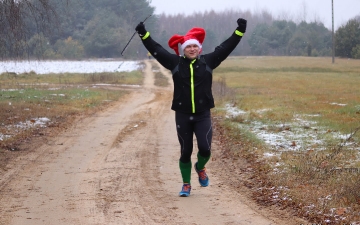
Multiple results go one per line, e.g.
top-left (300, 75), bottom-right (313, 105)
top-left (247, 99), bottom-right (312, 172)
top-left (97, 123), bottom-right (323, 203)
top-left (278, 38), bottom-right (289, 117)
top-left (330, 102), bottom-right (347, 106)
top-left (225, 104), bottom-right (357, 152)
top-left (225, 104), bottom-right (246, 118)
top-left (0, 134), bottom-right (12, 141)
top-left (1, 118), bottom-right (51, 141)
top-left (1, 89), bottom-right (20, 92)
top-left (256, 108), bottom-right (271, 113)
top-left (0, 60), bottom-right (140, 74)
top-left (14, 117), bottom-right (51, 129)
top-left (50, 94), bottom-right (65, 97)
top-left (93, 84), bottom-right (141, 88)
top-left (263, 152), bottom-right (276, 157)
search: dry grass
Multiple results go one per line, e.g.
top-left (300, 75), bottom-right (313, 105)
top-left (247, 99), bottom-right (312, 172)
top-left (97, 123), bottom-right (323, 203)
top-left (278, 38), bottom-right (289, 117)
top-left (0, 70), bottom-right (142, 159)
top-left (215, 56), bottom-right (360, 133)
top-left (212, 56), bottom-right (360, 224)
top-left (0, 70), bottom-right (143, 88)
top-left (151, 62), bottom-right (169, 87)
top-left (0, 87), bottom-right (127, 148)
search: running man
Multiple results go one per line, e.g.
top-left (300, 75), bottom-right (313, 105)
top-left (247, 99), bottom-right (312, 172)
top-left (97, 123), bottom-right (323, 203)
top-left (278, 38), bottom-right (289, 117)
top-left (135, 18), bottom-right (247, 197)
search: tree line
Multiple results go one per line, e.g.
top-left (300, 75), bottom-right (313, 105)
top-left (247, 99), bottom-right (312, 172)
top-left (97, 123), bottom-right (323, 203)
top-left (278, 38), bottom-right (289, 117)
top-left (1, 0), bottom-right (359, 59)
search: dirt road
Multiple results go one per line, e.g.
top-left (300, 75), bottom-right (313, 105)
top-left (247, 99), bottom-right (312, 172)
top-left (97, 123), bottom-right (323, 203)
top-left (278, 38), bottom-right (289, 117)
top-left (0, 60), bottom-right (304, 225)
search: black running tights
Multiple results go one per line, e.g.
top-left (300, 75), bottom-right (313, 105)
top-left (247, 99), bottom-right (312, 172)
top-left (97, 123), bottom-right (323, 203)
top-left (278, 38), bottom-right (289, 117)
top-left (175, 110), bottom-right (212, 163)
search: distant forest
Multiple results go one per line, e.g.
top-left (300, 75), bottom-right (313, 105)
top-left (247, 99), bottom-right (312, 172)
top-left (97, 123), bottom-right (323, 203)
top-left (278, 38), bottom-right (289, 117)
top-left (1, 0), bottom-right (360, 59)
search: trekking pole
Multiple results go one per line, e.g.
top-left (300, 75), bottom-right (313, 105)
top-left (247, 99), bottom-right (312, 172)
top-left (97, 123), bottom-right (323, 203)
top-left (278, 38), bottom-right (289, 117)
top-left (121, 14), bottom-right (152, 56)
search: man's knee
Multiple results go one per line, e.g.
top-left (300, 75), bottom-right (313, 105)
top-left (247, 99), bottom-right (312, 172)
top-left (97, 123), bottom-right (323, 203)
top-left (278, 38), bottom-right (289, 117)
top-left (198, 148), bottom-right (211, 158)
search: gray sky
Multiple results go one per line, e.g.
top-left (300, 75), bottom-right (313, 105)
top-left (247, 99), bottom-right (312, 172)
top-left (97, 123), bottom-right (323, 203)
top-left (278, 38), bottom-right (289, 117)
top-left (150, 0), bottom-right (360, 29)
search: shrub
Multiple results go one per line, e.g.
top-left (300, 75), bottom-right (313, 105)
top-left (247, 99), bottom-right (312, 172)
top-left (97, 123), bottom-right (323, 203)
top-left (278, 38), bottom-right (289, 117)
top-left (351, 44), bottom-right (360, 59)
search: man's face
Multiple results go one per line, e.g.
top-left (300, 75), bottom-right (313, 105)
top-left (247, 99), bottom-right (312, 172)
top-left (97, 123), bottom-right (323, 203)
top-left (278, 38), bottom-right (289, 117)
top-left (183, 44), bottom-right (200, 59)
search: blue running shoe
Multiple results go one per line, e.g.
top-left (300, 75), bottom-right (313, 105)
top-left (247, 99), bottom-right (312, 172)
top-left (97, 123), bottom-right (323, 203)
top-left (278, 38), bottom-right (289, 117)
top-left (179, 183), bottom-right (191, 197)
top-left (194, 162), bottom-right (209, 187)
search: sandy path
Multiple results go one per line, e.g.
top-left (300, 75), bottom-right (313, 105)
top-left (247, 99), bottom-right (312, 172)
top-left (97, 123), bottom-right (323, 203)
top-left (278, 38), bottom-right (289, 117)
top-left (0, 60), bottom-right (304, 225)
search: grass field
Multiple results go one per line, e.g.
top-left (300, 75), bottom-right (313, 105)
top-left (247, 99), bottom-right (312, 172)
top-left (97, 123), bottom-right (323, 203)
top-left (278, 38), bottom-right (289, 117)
top-left (212, 56), bottom-right (360, 224)
top-left (215, 56), bottom-right (360, 132)
top-left (0, 70), bottom-right (143, 150)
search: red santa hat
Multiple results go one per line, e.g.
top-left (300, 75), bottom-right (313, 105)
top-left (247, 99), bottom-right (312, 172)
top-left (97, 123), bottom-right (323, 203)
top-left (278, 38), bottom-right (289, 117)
top-left (168, 27), bottom-right (206, 55)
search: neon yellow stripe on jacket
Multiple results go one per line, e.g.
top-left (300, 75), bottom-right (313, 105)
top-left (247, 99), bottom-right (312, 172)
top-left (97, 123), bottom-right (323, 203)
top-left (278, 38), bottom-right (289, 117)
top-left (190, 59), bottom-right (196, 113)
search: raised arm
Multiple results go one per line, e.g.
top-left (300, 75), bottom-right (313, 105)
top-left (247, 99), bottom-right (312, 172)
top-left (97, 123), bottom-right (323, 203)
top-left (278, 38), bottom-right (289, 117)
top-left (204, 18), bottom-right (247, 69)
top-left (135, 22), bottom-right (179, 70)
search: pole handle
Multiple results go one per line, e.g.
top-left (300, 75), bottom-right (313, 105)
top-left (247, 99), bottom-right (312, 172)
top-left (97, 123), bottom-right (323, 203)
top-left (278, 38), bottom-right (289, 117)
top-left (121, 14), bottom-right (152, 56)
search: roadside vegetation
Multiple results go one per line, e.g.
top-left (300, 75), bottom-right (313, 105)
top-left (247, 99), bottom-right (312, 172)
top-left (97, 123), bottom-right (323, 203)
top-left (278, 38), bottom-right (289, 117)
top-left (212, 56), bottom-right (360, 224)
top-left (0, 69), bottom-right (143, 157)
top-left (151, 61), bottom-right (169, 87)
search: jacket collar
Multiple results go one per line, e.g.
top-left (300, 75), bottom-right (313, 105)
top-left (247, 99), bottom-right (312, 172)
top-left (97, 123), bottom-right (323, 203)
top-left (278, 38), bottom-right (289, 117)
top-left (182, 55), bottom-right (200, 62)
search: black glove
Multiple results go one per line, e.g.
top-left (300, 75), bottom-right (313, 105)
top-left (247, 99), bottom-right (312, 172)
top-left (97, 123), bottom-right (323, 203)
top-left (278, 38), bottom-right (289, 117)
top-left (237, 18), bottom-right (247, 33)
top-left (135, 22), bottom-right (147, 36)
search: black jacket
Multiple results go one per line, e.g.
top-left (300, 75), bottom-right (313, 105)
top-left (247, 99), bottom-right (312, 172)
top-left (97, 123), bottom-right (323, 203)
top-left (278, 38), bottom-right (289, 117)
top-left (141, 30), bottom-right (243, 114)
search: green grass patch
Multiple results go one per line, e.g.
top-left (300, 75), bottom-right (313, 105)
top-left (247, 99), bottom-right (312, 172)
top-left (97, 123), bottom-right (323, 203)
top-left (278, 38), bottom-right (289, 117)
top-left (0, 87), bottom-right (127, 128)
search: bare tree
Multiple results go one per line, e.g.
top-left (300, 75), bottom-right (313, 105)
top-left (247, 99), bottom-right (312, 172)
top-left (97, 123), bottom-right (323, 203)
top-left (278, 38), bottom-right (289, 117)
top-left (0, 0), bottom-right (67, 58)
top-left (298, 0), bottom-right (308, 23)
top-left (277, 10), bottom-right (294, 22)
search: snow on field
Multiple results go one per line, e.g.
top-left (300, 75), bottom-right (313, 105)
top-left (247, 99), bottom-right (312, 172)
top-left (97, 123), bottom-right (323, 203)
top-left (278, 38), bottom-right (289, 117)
top-left (0, 60), bottom-right (140, 74)
top-left (224, 104), bottom-right (358, 152)
top-left (0, 118), bottom-right (51, 142)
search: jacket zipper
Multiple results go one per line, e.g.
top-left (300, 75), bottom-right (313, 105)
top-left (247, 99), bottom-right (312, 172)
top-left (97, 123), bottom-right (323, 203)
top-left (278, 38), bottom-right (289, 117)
top-left (190, 59), bottom-right (196, 113)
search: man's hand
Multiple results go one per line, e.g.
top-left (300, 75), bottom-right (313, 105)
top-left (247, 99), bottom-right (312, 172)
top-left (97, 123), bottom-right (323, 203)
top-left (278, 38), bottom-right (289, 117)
top-left (135, 22), bottom-right (147, 36)
top-left (237, 18), bottom-right (247, 33)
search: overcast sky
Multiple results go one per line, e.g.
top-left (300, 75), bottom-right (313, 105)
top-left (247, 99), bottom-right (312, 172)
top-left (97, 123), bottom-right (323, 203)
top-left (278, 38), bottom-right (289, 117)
top-left (150, 0), bottom-right (360, 29)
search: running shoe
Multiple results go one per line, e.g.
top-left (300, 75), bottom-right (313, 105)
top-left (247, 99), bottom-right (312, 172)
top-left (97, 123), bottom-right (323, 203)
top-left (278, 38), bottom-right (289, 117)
top-left (194, 162), bottom-right (209, 187)
top-left (179, 183), bottom-right (191, 197)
